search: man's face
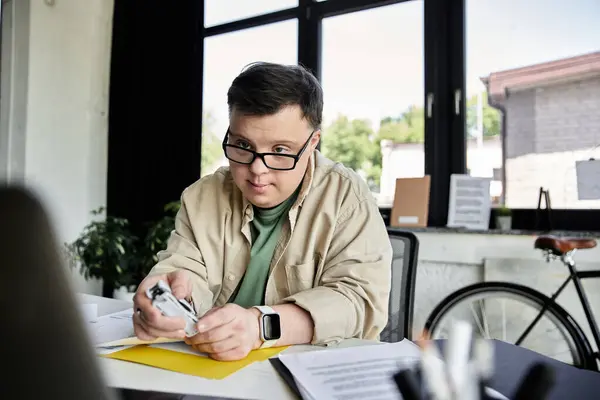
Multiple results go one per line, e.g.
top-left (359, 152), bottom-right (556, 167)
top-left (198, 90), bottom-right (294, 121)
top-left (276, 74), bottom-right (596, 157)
top-left (227, 105), bottom-right (320, 208)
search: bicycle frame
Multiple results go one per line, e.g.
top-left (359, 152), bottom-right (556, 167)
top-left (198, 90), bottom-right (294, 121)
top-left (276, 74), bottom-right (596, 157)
top-left (515, 249), bottom-right (600, 359)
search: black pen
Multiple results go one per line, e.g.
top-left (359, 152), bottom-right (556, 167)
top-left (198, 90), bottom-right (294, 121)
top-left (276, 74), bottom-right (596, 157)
top-left (393, 368), bottom-right (423, 400)
top-left (512, 362), bottom-right (555, 400)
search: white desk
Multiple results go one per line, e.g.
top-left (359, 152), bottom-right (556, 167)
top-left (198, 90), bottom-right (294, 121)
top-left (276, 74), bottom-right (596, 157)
top-left (79, 294), bottom-right (376, 399)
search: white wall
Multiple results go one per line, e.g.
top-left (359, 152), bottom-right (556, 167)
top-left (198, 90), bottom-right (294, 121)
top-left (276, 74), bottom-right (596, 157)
top-left (1, 0), bottom-right (115, 294)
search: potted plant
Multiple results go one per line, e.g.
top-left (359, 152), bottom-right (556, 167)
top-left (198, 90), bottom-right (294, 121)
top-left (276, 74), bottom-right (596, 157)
top-left (495, 206), bottom-right (512, 231)
top-left (136, 201), bottom-right (180, 283)
top-left (66, 207), bottom-right (138, 300)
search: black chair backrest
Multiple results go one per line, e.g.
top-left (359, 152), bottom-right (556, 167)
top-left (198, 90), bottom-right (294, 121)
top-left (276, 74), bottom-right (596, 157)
top-left (0, 186), bottom-right (117, 399)
top-left (380, 228), bottom-right (420, 342)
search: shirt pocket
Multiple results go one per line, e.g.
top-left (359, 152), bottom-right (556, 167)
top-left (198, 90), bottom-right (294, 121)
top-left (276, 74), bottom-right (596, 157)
top-left (285, 258), bottom-right (317, 295)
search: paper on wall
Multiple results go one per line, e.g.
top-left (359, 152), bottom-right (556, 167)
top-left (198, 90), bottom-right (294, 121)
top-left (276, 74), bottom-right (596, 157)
top-left (447, 174), bottom-right (491, 230)
top-left (576, 159), bottom-right (600, 200)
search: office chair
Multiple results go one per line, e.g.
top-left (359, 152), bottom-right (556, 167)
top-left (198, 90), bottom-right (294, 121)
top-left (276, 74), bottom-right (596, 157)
top-left (0, 186), bottom-right (117, 399)
top-left (380, 229), bottom-right (420, 342)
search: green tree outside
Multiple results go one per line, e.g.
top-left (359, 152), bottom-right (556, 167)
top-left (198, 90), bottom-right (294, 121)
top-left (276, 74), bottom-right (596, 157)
top-left (378, 105), bottom-right (425, 144)
top-left (201, 111), bottom-right (224, 175)
top-left (320, 91), bottom-right (501, 191)
top-left (466, 92), bottom-right (501, 138)
top-left (321, 115), bottom-right (382, 188)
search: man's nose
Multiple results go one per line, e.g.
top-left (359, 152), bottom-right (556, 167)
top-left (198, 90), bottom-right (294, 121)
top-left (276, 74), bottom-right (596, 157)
top-left (249, 156), bottom-right (269, 175)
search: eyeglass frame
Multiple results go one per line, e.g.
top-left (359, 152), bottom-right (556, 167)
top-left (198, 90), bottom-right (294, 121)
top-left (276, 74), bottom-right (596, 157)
top-left (221, 128), bottom-right (317, 171)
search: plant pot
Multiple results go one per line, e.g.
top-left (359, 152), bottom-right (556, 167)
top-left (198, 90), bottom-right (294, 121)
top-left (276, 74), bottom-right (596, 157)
top-left (496, 215), bottom-right (512, 231)
top-left (113, 285), bottom-right (136, 302)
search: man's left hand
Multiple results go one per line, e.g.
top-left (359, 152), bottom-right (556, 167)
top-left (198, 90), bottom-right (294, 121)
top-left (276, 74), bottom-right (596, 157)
top-left (184, 303), bottom-right (261, 361)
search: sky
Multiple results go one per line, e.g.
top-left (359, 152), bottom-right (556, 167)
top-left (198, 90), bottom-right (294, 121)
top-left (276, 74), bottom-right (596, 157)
top-left (202, 0), bottom-right (600, 138)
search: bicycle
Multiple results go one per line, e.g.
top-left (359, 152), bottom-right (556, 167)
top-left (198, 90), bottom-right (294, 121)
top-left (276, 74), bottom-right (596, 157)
top-left (424, 234), bottom-right (600, 371)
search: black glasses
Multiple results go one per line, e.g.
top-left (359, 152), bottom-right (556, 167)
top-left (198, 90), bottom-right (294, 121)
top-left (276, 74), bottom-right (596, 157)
top-left (222, 128), bottom-right (315, 171)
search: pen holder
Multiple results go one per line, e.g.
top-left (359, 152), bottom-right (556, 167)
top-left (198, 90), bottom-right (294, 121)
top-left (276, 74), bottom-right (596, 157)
top-left (393, 361), bottom-right (556, 400)
top-left (393, 366), bottom-right (499, 400)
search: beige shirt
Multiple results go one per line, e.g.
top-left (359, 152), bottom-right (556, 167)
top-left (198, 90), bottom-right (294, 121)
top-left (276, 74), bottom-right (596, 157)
top-left (148, 150), bottom-right (392, 346)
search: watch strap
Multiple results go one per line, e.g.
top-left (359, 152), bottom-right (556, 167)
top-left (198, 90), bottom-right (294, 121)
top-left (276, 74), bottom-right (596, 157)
top-left (259, 339), bottom-right (277, 349)
top-left (253, 305), bottom-right (276, 315)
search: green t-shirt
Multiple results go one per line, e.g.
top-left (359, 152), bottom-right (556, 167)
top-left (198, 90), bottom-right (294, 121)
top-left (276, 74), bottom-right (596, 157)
top-left (230, 190), bottom-right (299, 308)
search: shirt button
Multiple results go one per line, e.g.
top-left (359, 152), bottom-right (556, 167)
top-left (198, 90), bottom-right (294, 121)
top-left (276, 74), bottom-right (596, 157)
top-left (227, 274), bottom-right (235, 281)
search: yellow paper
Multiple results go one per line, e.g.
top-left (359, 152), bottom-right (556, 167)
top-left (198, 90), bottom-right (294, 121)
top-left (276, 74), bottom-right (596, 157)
top-left (99, 336), bottom-right (181, 347)
top-left (103, 345), bottom-right (287, 379)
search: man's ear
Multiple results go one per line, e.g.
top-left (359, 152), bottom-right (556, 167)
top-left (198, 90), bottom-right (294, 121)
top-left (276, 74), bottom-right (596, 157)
top-left (311, 130), bottom-right (321, 150)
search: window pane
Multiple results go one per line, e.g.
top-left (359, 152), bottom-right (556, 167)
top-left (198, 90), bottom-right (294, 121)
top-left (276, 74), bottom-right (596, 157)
top-left (466, 0), bottom-right (600, 208)
top-left (321, 1), bottom-right (424, 207)
top-left (205, 0), bottom-right (298, 27)
top-left (202, 20), bottom-right (298, 177)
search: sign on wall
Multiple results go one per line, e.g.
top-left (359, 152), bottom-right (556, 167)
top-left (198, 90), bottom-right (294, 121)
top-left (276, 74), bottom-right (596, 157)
top-left (447, 174), bottom-right (492, 230)
top-left (576, 159), bottom-right (600, 201)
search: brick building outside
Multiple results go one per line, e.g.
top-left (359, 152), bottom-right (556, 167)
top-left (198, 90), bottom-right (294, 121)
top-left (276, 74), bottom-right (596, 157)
top-left (483, 51), bottom-right (600, 209)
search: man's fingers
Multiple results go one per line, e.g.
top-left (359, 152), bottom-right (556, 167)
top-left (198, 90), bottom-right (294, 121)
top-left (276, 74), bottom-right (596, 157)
top-left (133, 311), bottom-right (186, 339)
top-left (132, 297), bottom-right (161, 325)
top-left (132, 287), bottom-right (153, 310)
top-left (185, 323), bottom-right (232, 345)
top-left (206, 345), bottom-right (250, 361)
top-left (168, 270), bottom-right (192, 299)
top-left (196, 306), bottom-right (236, 332)
top-left (192, 336), bottom-right (240, 355)
top-left (132, 273), bottom-right (165, 311)
top-left (140, 308), bottom-right (187, 332)
top-left (133, 314), bottom-right (158, 341)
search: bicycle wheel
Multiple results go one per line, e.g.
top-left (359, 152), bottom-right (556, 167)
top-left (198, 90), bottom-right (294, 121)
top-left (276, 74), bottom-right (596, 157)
top-left (424, 282), bottom-right (597, 371)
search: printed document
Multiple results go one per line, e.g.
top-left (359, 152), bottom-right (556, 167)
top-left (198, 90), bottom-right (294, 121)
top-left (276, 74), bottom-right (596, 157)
top-left (85, 308), bottom-right (180, 350)
top-left (85, 308), bottom-right (136, 346)
top-left (278, 340), bottom-right (422, 400)
top-left (447, 174), bottom-right (491, 230)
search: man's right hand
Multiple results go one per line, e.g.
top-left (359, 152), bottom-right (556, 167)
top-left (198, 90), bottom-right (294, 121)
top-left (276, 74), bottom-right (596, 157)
top-left (132, 270), bottom-right (193, 341)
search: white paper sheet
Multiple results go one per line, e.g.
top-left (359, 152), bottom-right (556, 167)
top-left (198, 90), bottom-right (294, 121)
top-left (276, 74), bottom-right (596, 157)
top-left (278, 339), bottom-right (422, 400)
top-left (576, 159), bottom-right (600, 200)
top-left (86, 308), bottom-right (184, 348)
top-left (86, 308), bottom-right (136, 346)
top-left (149, 341), bottom-right (208, 357)
top-left (447, 174), bottom-right (492, 230)
top-left (79, 303), bottom-right (98, 322)
top-left (95, 345), bottom-right (134, 355)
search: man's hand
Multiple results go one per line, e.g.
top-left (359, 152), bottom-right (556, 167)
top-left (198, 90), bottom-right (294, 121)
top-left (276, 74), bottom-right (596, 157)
top-left (184, 303), bottom-right (261, 361)
top-left (132, 270), bottom-right (193, 341)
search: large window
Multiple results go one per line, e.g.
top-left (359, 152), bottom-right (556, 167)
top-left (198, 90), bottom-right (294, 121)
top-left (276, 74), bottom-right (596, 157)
top-left (201, 20), bottom-right (298, 176)
top-left (204, 0), bottom-right (298, 27)
top-left (195, 0), bottom-right (600, 230)
top-left (321, 1), bottom-right (424, 206)
top-left (466, 0), bottom-right (600, 209)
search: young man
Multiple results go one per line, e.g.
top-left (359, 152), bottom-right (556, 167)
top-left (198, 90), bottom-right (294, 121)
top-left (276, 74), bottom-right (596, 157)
top-left (133, 62), bottom-right (392, 361)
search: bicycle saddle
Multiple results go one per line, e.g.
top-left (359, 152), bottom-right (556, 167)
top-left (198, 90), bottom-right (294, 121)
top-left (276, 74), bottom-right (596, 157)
top-left (534, 235), bottom-right (597, 255)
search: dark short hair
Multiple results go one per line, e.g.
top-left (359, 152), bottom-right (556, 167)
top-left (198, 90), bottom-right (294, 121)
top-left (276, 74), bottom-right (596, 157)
top-left (227, 62), bottom-right (323, 129)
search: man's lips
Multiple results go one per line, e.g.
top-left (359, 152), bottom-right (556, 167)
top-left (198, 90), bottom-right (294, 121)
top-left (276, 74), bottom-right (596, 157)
top-left (249, 181), bottom-right (269, 187)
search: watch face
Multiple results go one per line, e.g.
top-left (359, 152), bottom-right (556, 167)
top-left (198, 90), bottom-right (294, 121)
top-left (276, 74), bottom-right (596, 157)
top-left (262, 313), bottom-right (281, 341)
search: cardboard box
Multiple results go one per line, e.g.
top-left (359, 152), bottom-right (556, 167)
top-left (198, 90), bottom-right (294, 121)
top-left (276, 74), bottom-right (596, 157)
top-left (390, 176), bottom-right (431, 227)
